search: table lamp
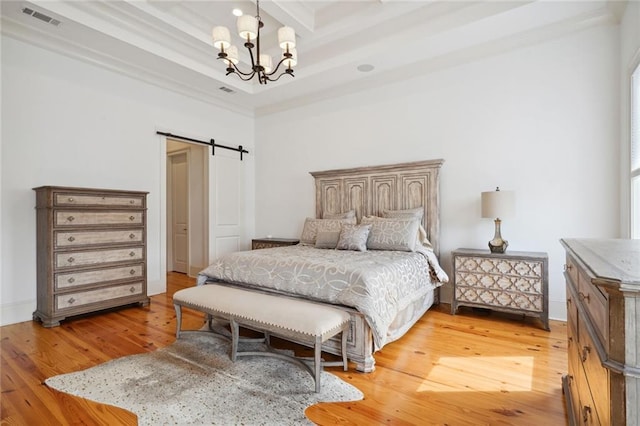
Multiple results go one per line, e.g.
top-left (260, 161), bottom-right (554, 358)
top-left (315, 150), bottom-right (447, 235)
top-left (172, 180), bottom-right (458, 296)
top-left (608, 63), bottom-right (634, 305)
top-left (481, 187), bottom-right (515, 253)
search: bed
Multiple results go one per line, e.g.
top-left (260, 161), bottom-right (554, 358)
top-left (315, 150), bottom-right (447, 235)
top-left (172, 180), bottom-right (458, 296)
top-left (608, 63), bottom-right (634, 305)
top-left (197, 159), bottom-right (447, 372)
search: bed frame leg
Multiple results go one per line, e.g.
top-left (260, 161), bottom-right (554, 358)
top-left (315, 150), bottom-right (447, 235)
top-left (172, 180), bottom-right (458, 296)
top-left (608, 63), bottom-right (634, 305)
top-left (174, 303), bottom-right (182, 338)
top-left (230, 318), bottom-right (239, 362)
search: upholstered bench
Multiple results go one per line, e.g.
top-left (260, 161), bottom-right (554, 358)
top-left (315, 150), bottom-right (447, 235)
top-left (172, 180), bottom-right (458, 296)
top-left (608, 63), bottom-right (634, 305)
top-left (173, 284), bottom-right (351, 392)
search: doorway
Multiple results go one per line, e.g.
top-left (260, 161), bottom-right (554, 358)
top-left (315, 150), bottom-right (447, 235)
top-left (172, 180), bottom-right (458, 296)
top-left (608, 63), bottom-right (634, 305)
top-left (166, 140), bottom-right (208, 276)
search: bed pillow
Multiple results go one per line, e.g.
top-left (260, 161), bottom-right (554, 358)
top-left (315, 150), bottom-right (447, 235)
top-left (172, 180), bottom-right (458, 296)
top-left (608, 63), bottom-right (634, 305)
top-left (382, 208), bottom-right (432, 249)
top-left (323, 210), bottom-right (356, 220)
top-left (315, 231), bottom-right (341, 249)
top-left (336, 224), bottom-right (371, 252)
top-left (382, 207), bottom-right (424, 221)
top-left (361, 216), bottom-right (421, 252)
top-left (300, 217), bottom-right (356, 245)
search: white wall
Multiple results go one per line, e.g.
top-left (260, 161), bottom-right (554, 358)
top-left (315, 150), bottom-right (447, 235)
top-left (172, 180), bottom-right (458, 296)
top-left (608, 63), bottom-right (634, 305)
top-left (255, 23), bottom-right (621, 321)
top-left (0, 36), bottom-right (255, 325)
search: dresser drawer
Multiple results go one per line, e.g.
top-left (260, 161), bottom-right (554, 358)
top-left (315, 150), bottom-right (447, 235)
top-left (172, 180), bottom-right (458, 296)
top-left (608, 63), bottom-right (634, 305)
top-left (55, 211), bottom-right (143, 227)
top-left (56, 282), bottom-right (144, 310)
top-left (55, 193), bottom-right (144, 207)
top-left (454, 285), bottom-right (543, 312)
top-left (55, 247), bottom-right (144, 269)
top-left (55, 229), bottom-right (143, 248)
top-left (578, 315), bottom-right (610, 425)
top-left (55, 264), bottom-right (144, 289)
top-left (565, 254), bottom-right (579, 288)
top-left (577, 268), bottom-right (608, 344)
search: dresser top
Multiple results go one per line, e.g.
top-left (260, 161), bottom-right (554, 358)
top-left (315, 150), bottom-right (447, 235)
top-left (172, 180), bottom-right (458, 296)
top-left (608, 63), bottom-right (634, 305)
top-left (561, 238), bottom-right (640, 287)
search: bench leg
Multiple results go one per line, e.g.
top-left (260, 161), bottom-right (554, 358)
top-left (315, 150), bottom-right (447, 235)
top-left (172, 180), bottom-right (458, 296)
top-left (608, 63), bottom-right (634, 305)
top-left (174, 303), bottom-right (182, 339)
top-left (341, 329), bottom-right (348, 371)
top-left (314, 336), bottom-right (322, 393)
top-left (230, 318), bottom-right (239, 362)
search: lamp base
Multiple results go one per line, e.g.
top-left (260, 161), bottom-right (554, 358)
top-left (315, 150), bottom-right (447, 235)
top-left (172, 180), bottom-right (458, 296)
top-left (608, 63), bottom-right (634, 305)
top-left (488, 239), bottom-right (508, 253)
top-left (488, 218), bottom-right (508, 253)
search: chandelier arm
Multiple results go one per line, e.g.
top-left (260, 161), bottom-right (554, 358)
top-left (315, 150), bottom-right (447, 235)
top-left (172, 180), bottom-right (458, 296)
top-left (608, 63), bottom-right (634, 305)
top-left (226, 69), bottom-right (259, 82)
top-left (262, 71), bottom-right (294, 83)
top-left (217, 57), bottom-right (257, 77)
top-left (264, 56), bottom-right (293, 77)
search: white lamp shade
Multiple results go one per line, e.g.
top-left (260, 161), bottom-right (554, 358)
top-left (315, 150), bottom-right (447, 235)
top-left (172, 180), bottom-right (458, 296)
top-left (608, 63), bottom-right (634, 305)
top-left (283, 48), bottom-right (297, 68)
top-left (277, 26), bottom-right (296, 50)
top-left (237, 15), bottom-right (258, 40)
top-left (212, 26), bottom-right (231, 50)
top-left (259, 54), bottom-right (273, 73)
top-left (481, 189), bottom-right (515, 219)
top-left (225, 45), bottom-right (239, 65)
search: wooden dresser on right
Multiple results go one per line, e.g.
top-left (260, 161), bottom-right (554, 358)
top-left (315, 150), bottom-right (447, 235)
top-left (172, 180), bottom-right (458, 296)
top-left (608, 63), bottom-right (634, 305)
top-left (561, 238), bottom-right (640, 425)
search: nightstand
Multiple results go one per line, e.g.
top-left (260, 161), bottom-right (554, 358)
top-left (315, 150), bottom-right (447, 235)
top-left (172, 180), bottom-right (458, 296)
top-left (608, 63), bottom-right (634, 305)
top-left (251, 238), bottom-right (300, 250)
top-left (451, 248), bottom-right (549, 330)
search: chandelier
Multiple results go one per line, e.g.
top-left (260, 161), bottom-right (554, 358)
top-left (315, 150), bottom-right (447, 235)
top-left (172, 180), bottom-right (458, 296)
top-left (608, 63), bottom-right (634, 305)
top-left (211, 0), bottom-right (297, 85)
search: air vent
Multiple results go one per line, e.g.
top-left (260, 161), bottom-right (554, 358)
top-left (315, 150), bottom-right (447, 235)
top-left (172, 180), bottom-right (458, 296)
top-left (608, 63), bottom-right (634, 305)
top-left (22, 7), bottom-right (61, 26)
top-left (219, 86), bottom-right (235, 94)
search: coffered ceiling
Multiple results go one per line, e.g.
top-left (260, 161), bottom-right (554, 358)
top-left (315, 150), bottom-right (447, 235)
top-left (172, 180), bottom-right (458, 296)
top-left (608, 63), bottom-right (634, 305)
top-left (1, 1), bottom-right (623, 116)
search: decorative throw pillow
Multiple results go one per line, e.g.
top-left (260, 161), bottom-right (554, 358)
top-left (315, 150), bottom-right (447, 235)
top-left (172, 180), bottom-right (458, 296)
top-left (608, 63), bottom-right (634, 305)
top-left (382, 207), bottom-right (424, 221)
top-left (382, 208), bottom-right (432, 248)
top-left (336, 224), bottom-right (371, 252)
top-left (323, 210), bottom-right (356, 220)
top-left (361, 216), bottom-right (421, 252)
top-left (315, 231), bottom-right (341, 249)
top-left (299, 217), bottom-right (357, 245)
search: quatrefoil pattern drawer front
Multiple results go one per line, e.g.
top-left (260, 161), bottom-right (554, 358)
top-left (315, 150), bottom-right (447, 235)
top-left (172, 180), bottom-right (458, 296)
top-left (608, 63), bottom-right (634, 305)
top-left (55, 247), bottom-right (144, 269)
top-left (55, 264), bottom-right (144, 289)
top-left (54, 211), bottom-right (143, 226)
top-left (55, 229), bottom-right (143, 248)
top-left (456, 257), bottom-right (543, 279)
top-left (56, 282), bottom-right (144, 310)
top-left (454, 285), bottom-right (543, 312)
top-left (55, 193), bottom-right (144, 207)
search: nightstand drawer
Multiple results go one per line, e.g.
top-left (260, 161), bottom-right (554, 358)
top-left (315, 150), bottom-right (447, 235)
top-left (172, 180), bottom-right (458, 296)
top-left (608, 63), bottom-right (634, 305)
top-left (454, 285), bottom-right (543, 312)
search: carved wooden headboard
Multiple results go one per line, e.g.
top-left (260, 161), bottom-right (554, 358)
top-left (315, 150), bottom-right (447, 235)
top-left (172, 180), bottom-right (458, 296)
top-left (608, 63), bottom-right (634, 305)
top-left (310, 159), bottom-right (444, 257)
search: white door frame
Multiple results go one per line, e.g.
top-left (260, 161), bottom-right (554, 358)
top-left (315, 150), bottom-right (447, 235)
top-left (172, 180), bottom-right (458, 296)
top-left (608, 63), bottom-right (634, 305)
top-left (167, 149), bottom-right (190, 273)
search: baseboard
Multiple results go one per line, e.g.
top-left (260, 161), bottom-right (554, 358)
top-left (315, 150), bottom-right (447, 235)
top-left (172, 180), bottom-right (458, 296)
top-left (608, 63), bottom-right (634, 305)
top-left (189, 265), bottom-right (204, 278)
top-left (1, 299), bottom-right (35, 326)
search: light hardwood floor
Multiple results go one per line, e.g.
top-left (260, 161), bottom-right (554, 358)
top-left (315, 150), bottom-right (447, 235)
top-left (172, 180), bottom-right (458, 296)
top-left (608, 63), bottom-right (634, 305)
top-left (1, 272), bottom-right (568, 425)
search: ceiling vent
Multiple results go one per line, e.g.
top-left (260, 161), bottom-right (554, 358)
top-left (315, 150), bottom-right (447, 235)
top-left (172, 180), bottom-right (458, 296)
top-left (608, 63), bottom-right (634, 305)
top-left (22, 7), bottom-right (61, 27)
top-left (218, 86), bottom-right (235, 94)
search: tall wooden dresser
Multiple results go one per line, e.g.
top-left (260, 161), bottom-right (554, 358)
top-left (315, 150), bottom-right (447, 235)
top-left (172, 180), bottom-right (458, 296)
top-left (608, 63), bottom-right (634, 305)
top-left (561, 238), bottom-right (640, 425)
top-left (33, 186), bottom-right (150, 327)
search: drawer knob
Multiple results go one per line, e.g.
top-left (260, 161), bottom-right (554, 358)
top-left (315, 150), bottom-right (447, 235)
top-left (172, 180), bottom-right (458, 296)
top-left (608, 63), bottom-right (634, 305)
top-left (67, 257), bottom-right (75, 263)
top-left (67, 236), bottom-right (76, 242)
top-left (578, 292), bottom-right (590, 303)
top-left (130, 269), bottom-right (136, 275)
top-left (67, 277), bottom-right (75, 283)
top-left (130, 200), bottom-right (135, 204)
top-left (67, 297), bottom-right (76, 305)
top-left (68, 197), bottom-right (74, 203)
top-left (129, 216), bottom-right (135, 221)
top-left (67, 216), bottom-right (75, 222)
top-left (129, 286), bottom-right (136, 293)
top-left (564, 264), bottom-right (573, 271)
top-left (581, 346), bottom-right (591, 362)
top-left (129, 233), bottom-right (136, 239)
top-left (581, 406), bottom-right (591, 422)
top-left (129, 251), bottom-right (136, 257)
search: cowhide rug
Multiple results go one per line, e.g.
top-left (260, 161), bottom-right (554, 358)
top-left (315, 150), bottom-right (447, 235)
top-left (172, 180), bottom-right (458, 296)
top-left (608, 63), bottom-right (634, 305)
top-left (45, 331), bottom-right (363, 425)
